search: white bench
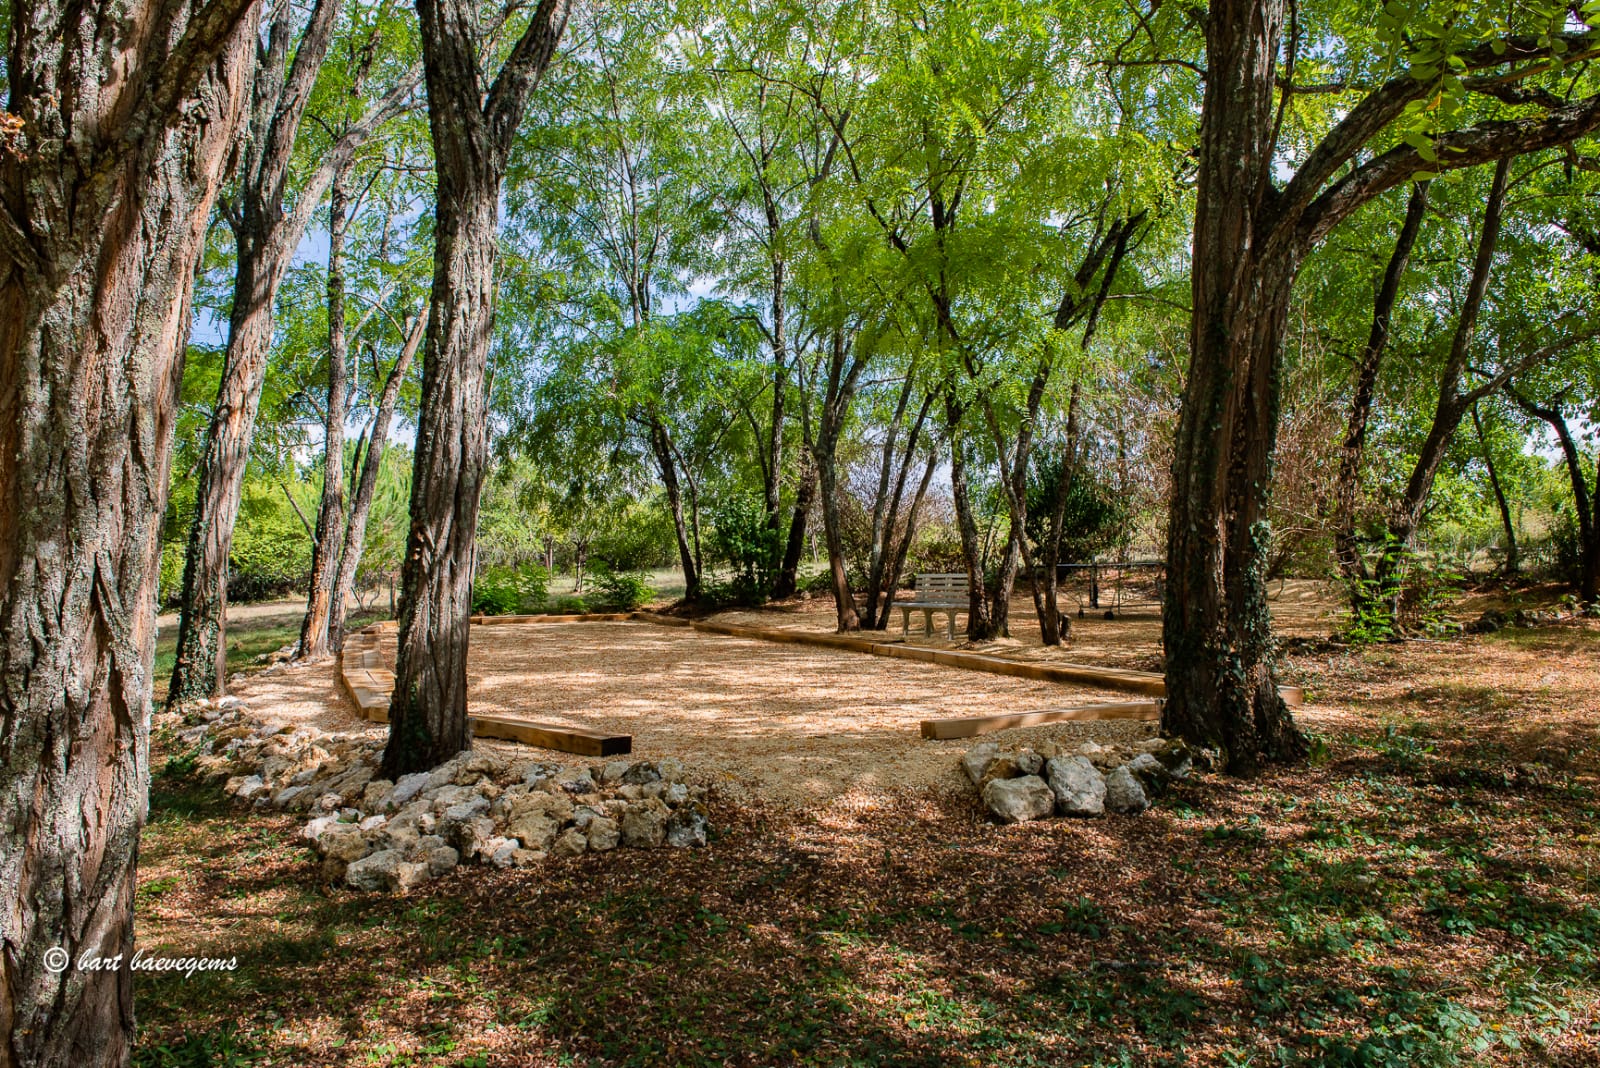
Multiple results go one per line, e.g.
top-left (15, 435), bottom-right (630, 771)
top-left (899, 572), bottom-right (970, 640)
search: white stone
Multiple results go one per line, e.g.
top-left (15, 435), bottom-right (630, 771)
top-left (1045, 756), bottom-right (1106, 817)
top-left (981, 775), bottom-right (1055, 824)
top-left (1104, 766), bottom-right (1149, 814)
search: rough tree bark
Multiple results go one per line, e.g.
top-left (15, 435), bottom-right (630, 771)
top-left (167, 0), bottom-right (416, 703)
top-left (381, 0), bottom-right (572, 777)
top-left (0, 0), bottom-right (257, 1062)
top-left (300, 170), bottom-right (355, 658)
top-left (1164, 0), bottom-right (1600, 771)
top-left (328, 312), bottom-right (426, 649)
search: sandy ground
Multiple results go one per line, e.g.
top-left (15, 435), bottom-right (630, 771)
top-left (230, 619), bottom-right (1154, 810)
top-left (710, 577), bottom-right (1343, 671)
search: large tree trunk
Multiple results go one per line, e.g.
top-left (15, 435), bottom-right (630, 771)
top-left (166, 225), bottom-right (287, 702)
top-left (1162, 0), bottom-right (1306, 772)
top-left (329, 312), bottom-right (425, 649)
top-left (1330, 181), bottom-right (1430, 593)
top-left (1164, 1), bottom-right (1600, 770)
top-left (381, 0), bottom-right (570, 778)
top-left (0, 1), bottom-right (256, 1062)
top-left (300, 171), bottom-right (354, 659)
top-left (168, 0), bottom-right (347, 704)
top-left (382, 176), bottom-right (498, 776)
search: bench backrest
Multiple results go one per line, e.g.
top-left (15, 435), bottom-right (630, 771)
top-left (914, 572), bottom-right (969, 599)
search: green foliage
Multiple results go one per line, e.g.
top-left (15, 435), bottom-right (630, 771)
top-left (225, 484), bottom-right (315, 603)
top-left (589, 562), bottom-right (653, 610)
top-left (707, 494), bottom-right (781, 604)
top-left (471, 564), bottom-right (550, 616)
top-left (1025, 456), bottom-right (1130, 564)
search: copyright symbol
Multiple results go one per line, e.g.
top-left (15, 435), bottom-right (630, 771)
top-left (42, 948), bottom-right (68, 973)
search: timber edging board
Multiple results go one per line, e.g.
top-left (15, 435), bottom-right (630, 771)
top-left (629, 611), bottom-right (1172, 696)
top-left (334, 618), bottom-right (633, 756)
top-left (628, 611), bottom-right (1305, 707)
top-left (333, 611), bottom-right (1301, 750)
top-left (919, 701), bottom-right (1164, 741)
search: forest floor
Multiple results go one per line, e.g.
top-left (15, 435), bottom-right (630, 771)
top-left (133, 585), bottom-right (1600, 1067)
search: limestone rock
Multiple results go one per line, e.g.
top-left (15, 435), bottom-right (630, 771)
top-left (979, 750), bottom-right (1043, 788)
top-left (621, 798), bottom-right (670, 847)
top-left (346, 849), bottom-right (405, 892)
top-left (388, 772), bottom-right (430, 809)
top-left (553, 828), bottom-right (588, 857)
top-left (621, 761), bottom-right (661, 786)
top-left (360, 779), bottom-right (393, 811)
top-left (586, 817), bottom-right (620, 852)
top-left (982, 775), bottom-right (1055, 824)
top-left (1045, 756), bottom-right (1106, 817)
top-left (422, 845), bottom-right (460, 876)
top-left (506, 812), bottom-right (559, 852)
top-left (665, 802), bottom-right (709, 848)
top-left (962, 742), bottom-right (1001, 785)
top-left (1104, 766), bottom-right (1149, 814)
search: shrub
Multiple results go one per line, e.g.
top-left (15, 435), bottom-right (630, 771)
top-left (472, 563), bottom-right (549, 616)
top-left (551, 595), bottom-right (589, 614)
top-left (707, 493), bottom-right (781, 603)
top-left (590, 562), bottom-right (652, 610)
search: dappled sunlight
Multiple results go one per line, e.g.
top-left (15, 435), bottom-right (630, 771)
top-left (417, 620), bottom-right (1149, 807)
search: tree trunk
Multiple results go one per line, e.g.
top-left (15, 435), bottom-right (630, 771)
top-left (1472, 405), bottom-right (1519, 577)
top-left (1162, 0), bottom-right (1306, 772)
top-left (1371, 159), bottom-right (1510, 614)
top-left (648, 416), bottom-right (701, 601)
top-left (815, 428), bottom-right (859, 632)
top-left (381, 0), bottom-right (570, 777)
top-left (300, 171), bottom-right (354, 659)
top-left (167, 0), bottom-right (355, 704)
top-left (0, 1), bottom-right (256, 1062)
top-left (1037, 383), bottom-right (1081, 647)
top-left (1331, 181), bottom-right (1430, 593)
top-left (329, 312), bottom-right (425, 649)
top-left (945, 408), bottom-right (997, 641)
top-left (1506, 387), bottom-right (1599, 602)
top-left (772, 449), bottom-right (816, 599)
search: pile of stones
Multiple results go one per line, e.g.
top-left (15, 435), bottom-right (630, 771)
top-left (962, 735), bottom-right (1197, 823)
top-left (173, 700), bottom-right (712, 893)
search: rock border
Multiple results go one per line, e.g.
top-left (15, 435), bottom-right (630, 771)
top-left (173, 699), bottom-right (713, 895)
top-left (963, 736), bottom-right (1201, 822)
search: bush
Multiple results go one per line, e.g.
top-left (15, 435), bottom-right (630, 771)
top-left (590, 563), bottom-right (652, 610)
top-left (471, 563), bottom-right (550, 616)
top-left (707, 493), bottom-right (781, 603)
top-left (551, 594), bottom-right (588, 614)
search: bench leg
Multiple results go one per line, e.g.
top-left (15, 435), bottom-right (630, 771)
top-left (920, 609), bottom-right (934, 636)
top-left (900, 607), bottom-right (910, 635)
top-left (947, 610), bottom-right (957, 641)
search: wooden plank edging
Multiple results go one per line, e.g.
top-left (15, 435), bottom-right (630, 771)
top-left (920, 700), bottom-right (1164, 740)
